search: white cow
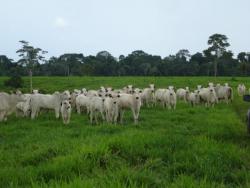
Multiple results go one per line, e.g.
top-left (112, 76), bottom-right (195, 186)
top-left (208, 82), bottom-right (214, 87)
top-left (188, 91), bottom-right (200, 107)
top-left (75, 94), bottom-right (90, 114)
top-left (237, 84), bottom-right (246, 96)
top-left (176, 87), bottom-right (190, 102)
top-left (30, 91), bottom-right (70, 119)
top-left (123, 85), bottom-right (134, 94)
top-left (0, 92), bottom-right (25, 122)
top-left (114, 93), bottom-right (141, 124)
top-left (103, 95), bottom-right (119, 123)
top-left (155, 87), bottom-right (176, 109)
top-left (199, 87), bottom-right (218, 107)
top-left (155, 89), bottom-right (167, 107)
top-left (32, 89), bottom-right (39, 94)
top-left (89, 95), bottom-right (106, 124)
top-left (141, 84), bottom-right (155, 107)
top-left (166, 88), bottom-right (176, 110)
top-left (16, 96), bottom-right (31, 117)
top-left (197, 85), bottom-right (202, 91)
top-left (215, 85), bottom-right (233, 104)
top-left (71, 89), bottom-right (81, 109)
top-left (82, 88), bottom-right (88, 95)
top-left (87, 90), bottom-right (98, 97)
top-left (61, 100), bottom-right (71, 125)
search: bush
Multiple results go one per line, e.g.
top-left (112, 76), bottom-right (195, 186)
top-left (4, 75), bottom-right (24, 88)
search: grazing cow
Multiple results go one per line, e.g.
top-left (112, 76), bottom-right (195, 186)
top-left (237, 84), bottom-right (246, 96)
top-left (141, 84), bottom-right (155, 107)
top-left (89, 95), bottom-right (106, 124)
top-left (75, 94), bottom-right (90, 114)
top-left (199, 87), bottom-right (218, 107)
top-left (0, 92), bottom-right (25, 122)
top-left (30, 91), bottom-right (70, 119)
top-left (61, 100), bottom-right (71, 124)
top-left (215, 84), bottom-right (233, 104)
top-left (176, 87), bottom-right (190, 102)
top-left (114, 93), bottom-right (142, 124)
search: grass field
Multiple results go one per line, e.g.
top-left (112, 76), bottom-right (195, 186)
top-left (0, 76), bottom-right (250, 187)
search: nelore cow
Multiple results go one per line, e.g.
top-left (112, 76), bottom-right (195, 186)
top-left (0, 92), bottom-right (26, 122)
top-left (30, 91), bottom-right (71, 119)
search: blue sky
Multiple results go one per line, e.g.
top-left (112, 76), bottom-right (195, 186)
top-left (1, 0), bottom-right (250, 60)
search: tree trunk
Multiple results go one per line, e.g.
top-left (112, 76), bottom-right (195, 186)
top-left (29, 69), bottom-right (33, 93)
top-left (214, 60), bottom-right (217, 77)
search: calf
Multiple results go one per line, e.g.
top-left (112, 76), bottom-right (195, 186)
top-left (141, 84), bottom-right (155, 107)
top-left (0, 92), bottom-right (25, 122)
top-left (215, 85), bottom-right (233, 104)
top-left (199, 87), bottom-right (218, 107)
top-left (89, 95), bottom-right (106, 124)
top-left (16, 96), bottom-right (31, 117)
top-left (61, 100), bottom-right (71, 124)
top-left (114, 93), bottom-right (141, 124)
top-left (176, 87), bottom-right (190, 102)
top-left (75, 94), bottom-right (90, 114)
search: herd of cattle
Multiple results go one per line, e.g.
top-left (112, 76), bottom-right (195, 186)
top-left (0, 82), bottom-right (249, 124)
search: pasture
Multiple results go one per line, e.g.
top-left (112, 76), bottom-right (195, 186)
top-left (0, 76), bottom-right (250, 187)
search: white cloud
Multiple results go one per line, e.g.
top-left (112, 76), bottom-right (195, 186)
top-left (54, 17), bottom-right (68, 28)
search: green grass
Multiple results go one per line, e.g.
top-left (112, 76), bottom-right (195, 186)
top-left (0, 76), bottom-right (250, 187)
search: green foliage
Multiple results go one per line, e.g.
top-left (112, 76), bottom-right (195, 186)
top-left (4, 69), bottom-right (23, 88)
top-left (0, 76), bottom-right (250, 187)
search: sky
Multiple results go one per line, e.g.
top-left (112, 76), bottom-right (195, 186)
top-left (1, 0), bottom-right (250, 61)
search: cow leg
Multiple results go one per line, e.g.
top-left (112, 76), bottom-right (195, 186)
top-left (119, 110), bottom-right (124, 124)
top-left (31, 107), bottom-right (37, 119)
top-left (90, 110), bottom-right (93, 124)
top-left (0, 112), bottom-right (4, 122)
top-left (76, 104), bottom-right (81, 114)
top-left (94, 112), bottom-right (98, 124)
top-left (55, 108), bottom-right (60, 119)
top-left (101, 111), bottom-right (105, 121)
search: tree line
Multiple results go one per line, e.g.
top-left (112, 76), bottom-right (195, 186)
top-left (1, 34), bottom-right (250, 78)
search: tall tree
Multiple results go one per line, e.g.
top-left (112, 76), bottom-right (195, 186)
top-left (206, 34), bottom-right (230, 77)
top-left (16, 40), bottom-right (47, 92)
